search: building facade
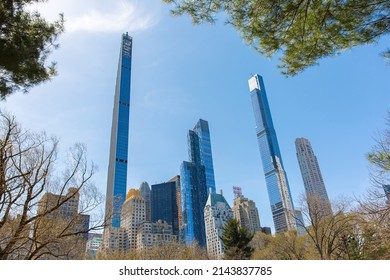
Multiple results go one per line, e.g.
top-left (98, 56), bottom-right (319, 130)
top-left (105, 33), bottom-right (133, 228)
top-left (232, 195), bottom-right (262, 233)
top-left (86, 233), bottom-right (103, 258)
top-left (121, 189), bottom-right (145, 250)
top-left (37, 188), bottom-right (90, 259)
top-left (248, 74), bottom-right (296, 233)
top-left (139, 182), bottom-right (152, 222)
top-left (180, 161), bottom-right (207, 246)
top-left (136, 220), bottom-right (177, 250)
top-left (295, 137), bottom-right (332, 214)
top-left (204, 190), bottom-right (234, 259)
top-left (151, 180), bottom-right (179, 235)
top-left (102, 189), bottom-right (176, 252)
top-left (192, 119), bottom-right (216, 193)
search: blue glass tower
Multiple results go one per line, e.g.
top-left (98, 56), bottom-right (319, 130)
top-left (180, 119), bottom-right (215, 246)
top-left (180, 161), bottom-right (207, 246)
top-left (248, 74), bottom-right (296, 233)
top-left (192, 119), bottom-right (216, 193)
top-left (105, 33), bottom-right (132, 228)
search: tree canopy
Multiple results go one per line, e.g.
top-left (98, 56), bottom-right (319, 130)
top-left (0, 0), bottom-right (64, 99)
top-left (163, 0), bottom-right (390, 76)
top-left (220, 218), bottom-right (254, 260)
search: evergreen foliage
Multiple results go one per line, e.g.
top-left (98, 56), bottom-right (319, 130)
top-left (220, 218), bottom-right (254, 260)
top-left (0, 0), bottom-right (64, 99)
top-left (163, 0), bottom-right (390, 76)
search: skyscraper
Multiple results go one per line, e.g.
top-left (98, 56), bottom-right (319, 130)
top-left (151, 180), bottom-right (179, 235)
top-left (180, 161), bottom-right (207, 246)
top-left (295, 137), bottom-right (332, 214)
top-left (248, 74), bottom-right (296, 233)
top-left (232, 193), bottom-right (262, 233)
top-left (180, 119), bottom-right (214, 246)
top-left (192, 119), bottom-right (216, 193)
top-left (105, 33), bottom-right (132, 228)
top-left (139, 182), bottom-right (152, 222)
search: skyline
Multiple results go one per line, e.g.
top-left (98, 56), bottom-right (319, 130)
top-left (2, 0), bottom-right (390, 232)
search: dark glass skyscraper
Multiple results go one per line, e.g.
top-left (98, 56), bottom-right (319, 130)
top-left (180, 161), bottom-right (207, 246)
top-left (248, 74), bottom-right (296, 233)
top-left (192, 119), bottom-right (216, 193)
top-left (151, 180), bottom-right (179, 235)
top-left (105, 33), bottom-right (132, 228)
top-left (180, 119), bottom-right (214, 246)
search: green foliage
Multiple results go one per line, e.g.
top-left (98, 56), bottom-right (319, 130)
top-left (220, 219), bottom-right (254, 260)
top-left (163, 0), bottom-right (390, 76)
top-left (0, 0), bottom-right (64, 99)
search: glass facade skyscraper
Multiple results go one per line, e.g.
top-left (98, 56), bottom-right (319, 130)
top-left (180, 161), bottom-right (207, 246)
top-left (180, 119), bottom-right (215, 246)
top-left (105, 33), bottom-right (132, 228)
top-left (151, 181), bottom-right (179, 235)
top-left (248, 74), bottom-right (296, 233)
top-left (192, 119), bottom-right (216, 193)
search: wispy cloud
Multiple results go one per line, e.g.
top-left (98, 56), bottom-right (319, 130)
top-left (66, 1), bottom-right (159, 33)
top-left (28, 0), bottom-right (161, 33)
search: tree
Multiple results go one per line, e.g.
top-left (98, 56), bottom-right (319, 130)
top-left (295, 195), bottom-right (358, 260)
top-left (0, 111), bottom-right (105, 259)
top-left (163, 0), bottom-right (390, 76)
top-left (220, 218), bottom-right (254, 260)
top-left (96, 240), bottom-right (208, 260)
top-left (251, 231), bottom-right (317, 260)
top-left (0, 0), bottom-right (64, 99)
top-left (352, 111), bottom-right (390, 259)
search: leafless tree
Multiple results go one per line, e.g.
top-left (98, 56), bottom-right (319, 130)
top-left (353, 112), bottom-right (390, 259)
top-left (295, 194), bottom-right (358, 260)
top-left (96, 240), bottom-right (208, 260)
top-left (0, 111), bottom-right (106, 260)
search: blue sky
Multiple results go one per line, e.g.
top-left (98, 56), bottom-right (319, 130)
top-left (2, 0), bottom-right (390, 231)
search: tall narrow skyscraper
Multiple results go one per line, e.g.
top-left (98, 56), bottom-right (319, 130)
top-left (248, 74), bottom-right (296, 233)
top-left (192, 119), bottom-right (216, 193)
top-left (105, 33), bottom-right (132, 228)
top-left (180, 119), bottom-right (215, 246)
top-left (295, 138), bottom-right (331, 213)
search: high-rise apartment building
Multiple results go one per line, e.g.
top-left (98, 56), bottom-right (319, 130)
top-left (139, 182), bottom-right (152, 222)
top-left (136, 220), bottom-right (177, 250)
top-left (180, 119), bottom-right (215, 246)
top-left (295, 138), bottom-right (332, 214)
top-left (170, 175), bottom-right (182, 232)
top-left (102, 189), bottom-right (176, 252)
top-left (37, 188), bottom-right (90, 259)
top-left (121, 189), bottom-right (145, 250)
top-left (192, 119), bottom-right (216, 193)
top-left (105, 33), bottom-right (133, 228)
top-left (204, 190), bottom-right (233, 259)
top-left (232, 194), bottom-right (262, 233)
top-left (180, 161), bottom-right (207, 246)
top-left (151, 179), bottom-right (179, 235)
top-left (248, 74), bottom-right (296, 233)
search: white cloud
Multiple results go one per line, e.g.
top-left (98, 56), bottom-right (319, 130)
top-left (67, 1), bottom-right (159, 33)
top-left (28, 0), bottom-right (161, 33)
